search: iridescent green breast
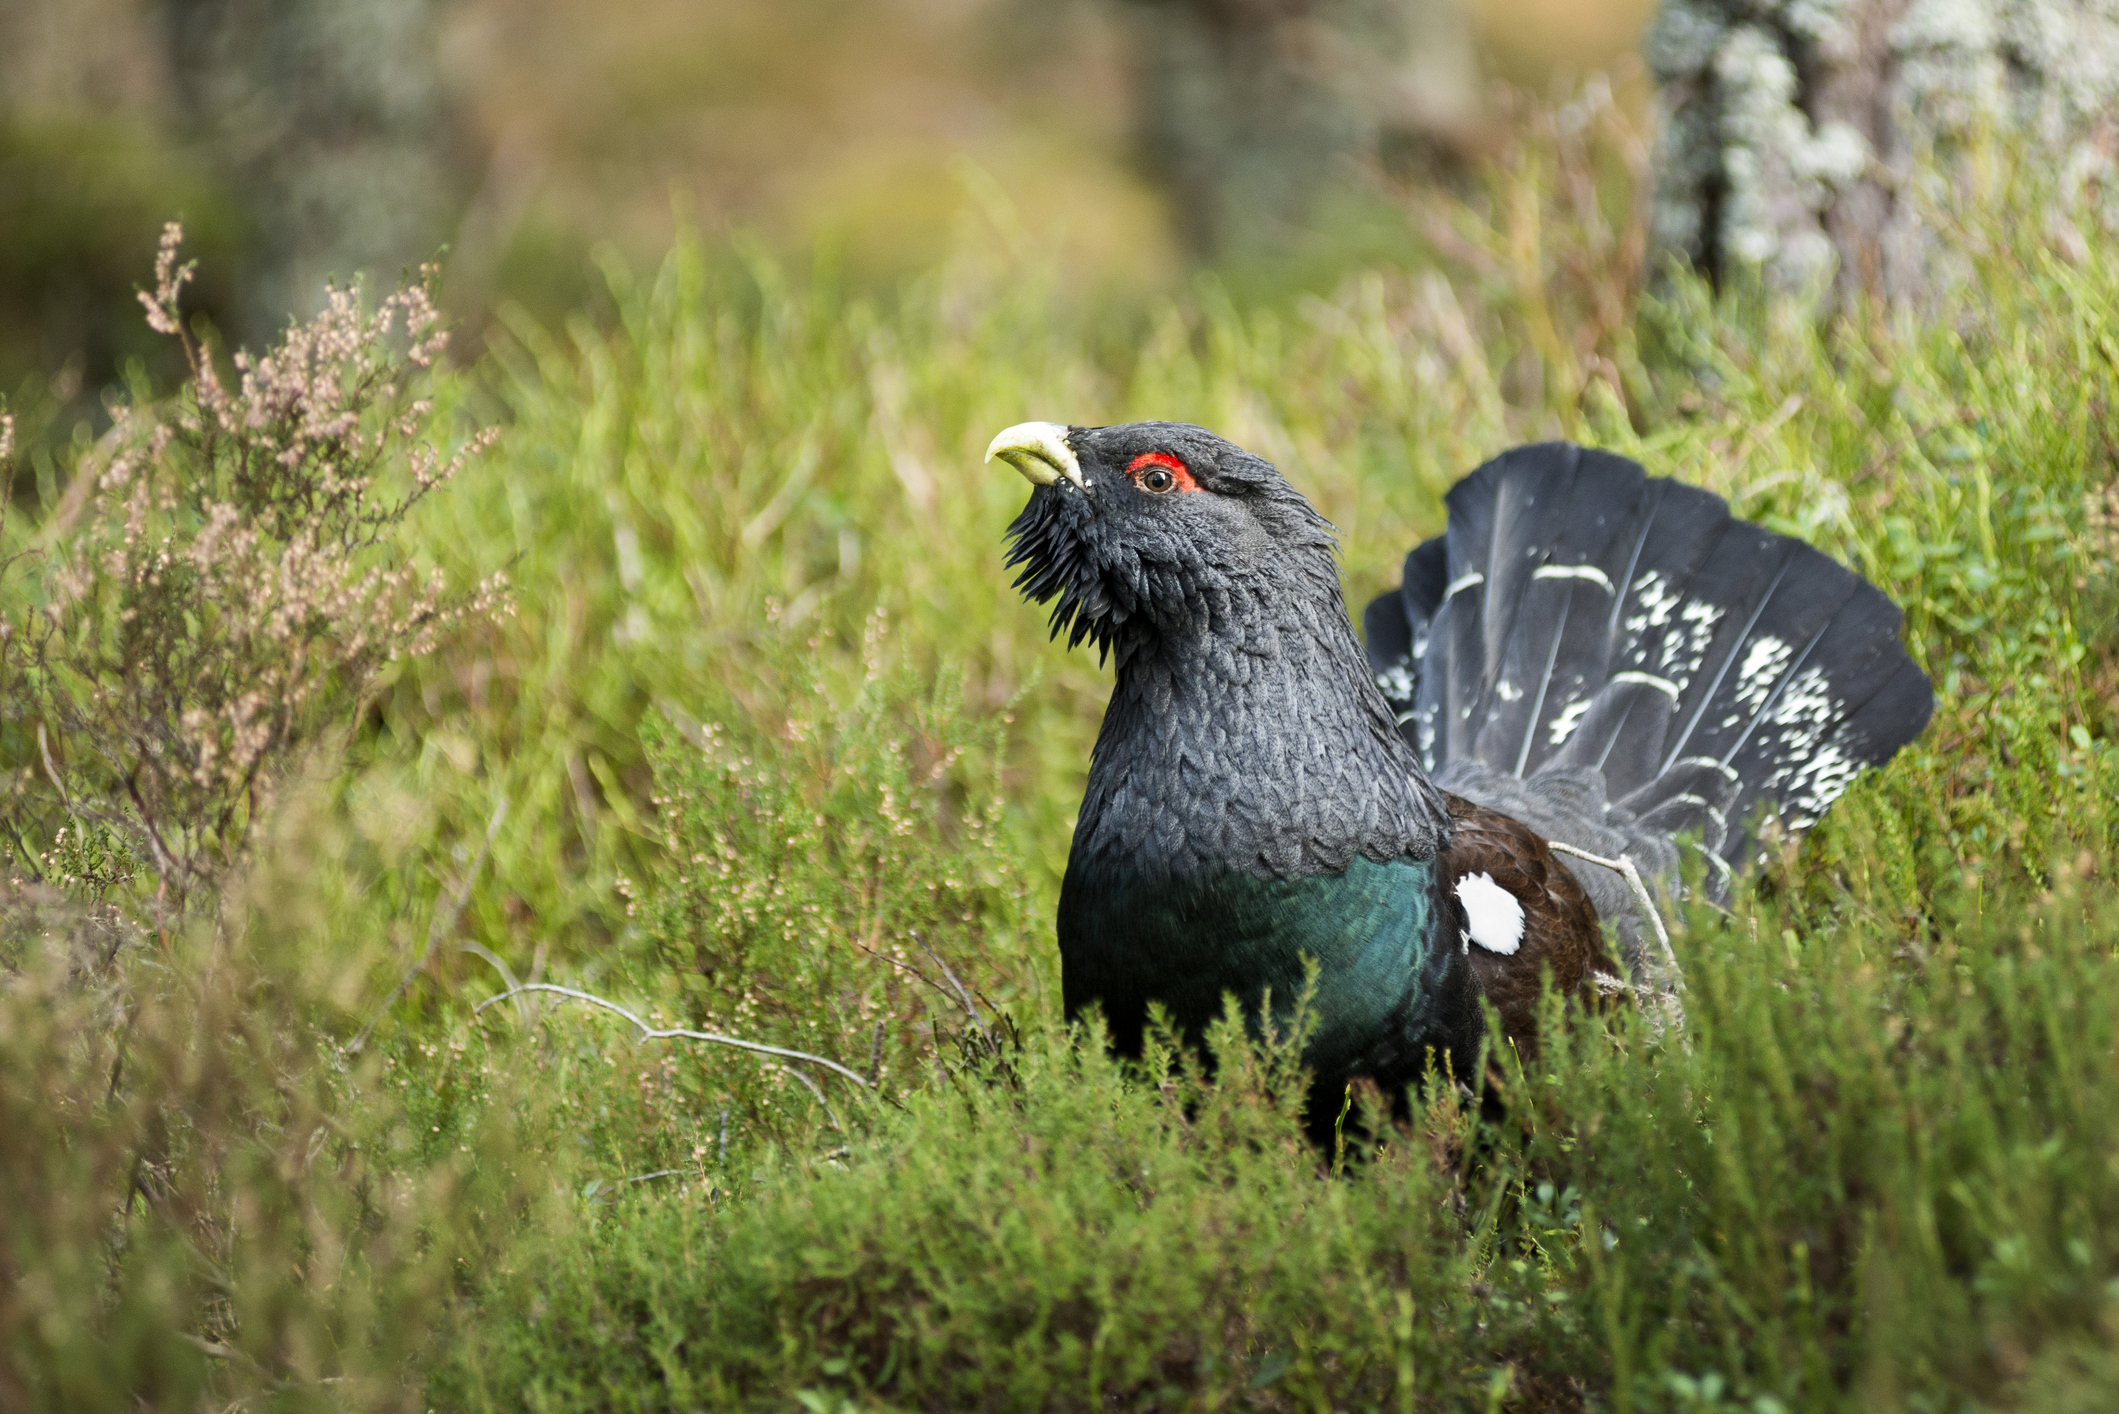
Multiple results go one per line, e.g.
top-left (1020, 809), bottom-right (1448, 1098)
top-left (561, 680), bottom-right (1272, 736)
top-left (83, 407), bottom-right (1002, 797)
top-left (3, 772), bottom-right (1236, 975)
top-left (1057, 854), bottom-right (1443, 1077)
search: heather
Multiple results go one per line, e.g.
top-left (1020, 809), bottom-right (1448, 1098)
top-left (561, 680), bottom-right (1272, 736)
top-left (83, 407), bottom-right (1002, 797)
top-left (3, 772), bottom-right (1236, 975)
top-left (5, 103), bottom-right (2119, 1411)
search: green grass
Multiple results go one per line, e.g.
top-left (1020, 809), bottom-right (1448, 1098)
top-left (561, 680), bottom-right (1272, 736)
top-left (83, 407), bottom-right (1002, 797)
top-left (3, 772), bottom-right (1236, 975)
top-left (5, 116), bottom-right (2119, 1410)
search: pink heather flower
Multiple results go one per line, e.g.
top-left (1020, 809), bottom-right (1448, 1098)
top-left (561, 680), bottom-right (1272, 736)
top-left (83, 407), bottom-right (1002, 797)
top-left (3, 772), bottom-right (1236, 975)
top-left (26, 223), bottom-right (506, 904)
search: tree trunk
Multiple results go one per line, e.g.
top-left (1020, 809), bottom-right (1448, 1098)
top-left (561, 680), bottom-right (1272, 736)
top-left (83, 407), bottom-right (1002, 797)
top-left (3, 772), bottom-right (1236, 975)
top-left (159, 0), bottom-right (466, 340)
top-left (1126, 0), bottom-right (1480, 258)
top-left (1646, 0), bottom-right (2119, 306)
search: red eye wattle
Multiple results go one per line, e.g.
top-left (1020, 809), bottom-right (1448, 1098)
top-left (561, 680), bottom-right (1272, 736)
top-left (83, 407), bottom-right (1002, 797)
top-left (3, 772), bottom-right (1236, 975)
top-left (1124, 451), bottom-right (1198, 494)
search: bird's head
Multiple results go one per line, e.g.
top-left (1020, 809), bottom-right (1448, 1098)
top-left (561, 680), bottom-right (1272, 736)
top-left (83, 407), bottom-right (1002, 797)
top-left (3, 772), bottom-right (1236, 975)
top-left (989, 420), bottom-right (1336, 658)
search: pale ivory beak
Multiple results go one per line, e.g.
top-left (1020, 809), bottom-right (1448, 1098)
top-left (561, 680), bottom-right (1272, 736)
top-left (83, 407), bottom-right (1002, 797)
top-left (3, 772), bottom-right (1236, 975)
top-left (984, 422), bottom-right (1085, 491)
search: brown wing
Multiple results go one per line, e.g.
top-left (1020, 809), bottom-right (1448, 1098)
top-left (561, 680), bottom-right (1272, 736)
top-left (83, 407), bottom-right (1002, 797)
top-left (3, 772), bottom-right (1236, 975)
top-left (1440, 792), bottom-right (1620, 1052)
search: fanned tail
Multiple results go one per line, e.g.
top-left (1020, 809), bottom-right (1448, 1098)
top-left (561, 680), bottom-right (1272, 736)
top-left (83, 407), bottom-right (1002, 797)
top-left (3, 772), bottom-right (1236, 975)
top-left (1364, 442), bottom-right (1933, 936)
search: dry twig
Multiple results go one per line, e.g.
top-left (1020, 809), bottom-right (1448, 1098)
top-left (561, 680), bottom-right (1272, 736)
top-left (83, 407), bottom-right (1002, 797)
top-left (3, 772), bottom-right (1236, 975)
top-left (910, 929), bottom-right (990, 1043)
top-left (473, 982), bottom-right (875, 1132)
top-left (1547, 839), bottom-right (1687, 1033)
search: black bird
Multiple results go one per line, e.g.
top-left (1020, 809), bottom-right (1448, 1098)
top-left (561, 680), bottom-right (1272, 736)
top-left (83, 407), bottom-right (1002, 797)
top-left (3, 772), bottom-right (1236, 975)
top-left (989, 423), bottom-right (1933, 1109)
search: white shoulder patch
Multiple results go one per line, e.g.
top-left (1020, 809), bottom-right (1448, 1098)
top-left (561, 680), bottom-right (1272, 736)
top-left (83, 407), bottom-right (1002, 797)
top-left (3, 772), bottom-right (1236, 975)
top-left (1455, 872), bottom-right (1525, 956)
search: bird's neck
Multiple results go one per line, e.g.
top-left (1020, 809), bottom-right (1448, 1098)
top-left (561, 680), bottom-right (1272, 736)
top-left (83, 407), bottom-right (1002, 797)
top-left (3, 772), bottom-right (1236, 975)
top-left (1074, 576), bottom-right (1445, 880)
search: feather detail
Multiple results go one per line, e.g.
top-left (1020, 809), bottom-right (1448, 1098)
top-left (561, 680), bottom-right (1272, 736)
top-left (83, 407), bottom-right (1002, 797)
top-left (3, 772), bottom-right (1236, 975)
top-left (1437, 792), bottom-right (1613, 1049)
top-left (1367, 443), bottom-right (1933, 889)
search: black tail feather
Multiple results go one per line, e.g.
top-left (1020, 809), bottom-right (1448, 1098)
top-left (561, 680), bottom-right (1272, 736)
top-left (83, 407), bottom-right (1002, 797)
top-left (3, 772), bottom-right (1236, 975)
top-left (1366, 442), bottom-right (1933, 886)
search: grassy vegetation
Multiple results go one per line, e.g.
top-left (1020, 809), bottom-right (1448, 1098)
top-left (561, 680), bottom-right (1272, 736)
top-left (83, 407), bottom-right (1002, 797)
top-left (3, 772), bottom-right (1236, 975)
top-left (4, 98), bottom-right (2119, 1410)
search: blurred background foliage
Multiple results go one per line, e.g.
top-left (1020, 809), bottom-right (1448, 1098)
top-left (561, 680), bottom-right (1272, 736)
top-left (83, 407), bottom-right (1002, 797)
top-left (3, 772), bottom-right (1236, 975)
top-left (0, 0), bottom-right (1654, 414)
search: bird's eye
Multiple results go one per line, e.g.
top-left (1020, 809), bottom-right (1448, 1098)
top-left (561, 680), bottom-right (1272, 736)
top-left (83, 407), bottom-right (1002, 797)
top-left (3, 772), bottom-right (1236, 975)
top-left (1125, 451), bottom-right (1196, 494)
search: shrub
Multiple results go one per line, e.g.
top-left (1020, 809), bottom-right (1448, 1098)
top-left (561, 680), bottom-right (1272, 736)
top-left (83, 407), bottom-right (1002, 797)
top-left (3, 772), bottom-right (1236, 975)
top-left (0, 904), bottom-right (539, 1413)
top-left (633, 613), bottom-right (1033, 1114)
top-left (432, 1009), bottom-right (1520, 1414)
top-left (0, 230), bottom-right (512, 1411)
top-left (4, 223), bottom-right (503, 919)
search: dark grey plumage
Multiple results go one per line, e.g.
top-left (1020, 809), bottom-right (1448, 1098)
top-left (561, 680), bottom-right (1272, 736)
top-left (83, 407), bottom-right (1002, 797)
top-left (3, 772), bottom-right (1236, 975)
top-left (1003, 421), bottom-right (1477, 1099)
top-left (993, 423), bottom-right (1932, 1130)
top-left (1364, 441), bottom-right (1934, 961)
top-left (1007, 421), bottom-right (1448, 880)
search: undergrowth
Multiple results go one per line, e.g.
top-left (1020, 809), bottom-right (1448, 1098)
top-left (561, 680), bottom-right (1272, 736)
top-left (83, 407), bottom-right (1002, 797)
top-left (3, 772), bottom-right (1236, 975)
top-left (5, 89), bottom-right (2119, 1411)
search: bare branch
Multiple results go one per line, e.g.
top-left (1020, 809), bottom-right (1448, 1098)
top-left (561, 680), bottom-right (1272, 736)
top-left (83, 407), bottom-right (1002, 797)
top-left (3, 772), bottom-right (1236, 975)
top-left (847, 934), bottom-right (964, 1011)
top-left (1547, 839), bottom-right (1687, 1033)
top-left (1544, 840), bottom-right (1679, 975)
top-left (768, 1062), bottom-right (846, 1133)
top-left (910, 929), bottom-right (990, 1043)
top-left (472, 982), bottom-right (875, 1094)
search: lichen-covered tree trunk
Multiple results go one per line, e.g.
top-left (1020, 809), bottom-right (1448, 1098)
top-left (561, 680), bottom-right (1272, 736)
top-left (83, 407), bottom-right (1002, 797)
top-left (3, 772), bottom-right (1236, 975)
top-left (1647, 0), bottom-right (2119, 305)
top-left (159, 0), bottom-right (466, 341)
